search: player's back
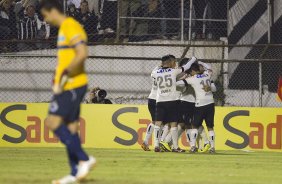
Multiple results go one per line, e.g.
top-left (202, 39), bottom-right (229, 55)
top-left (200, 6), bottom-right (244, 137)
top-left (148, 66), bottom-right (159, 100)
top-left (152, 67), bottom-right (182, 102)
top-left (186, 73), bottom-right (214, 107)
top-left (56, 17), bottom-right (88, 91)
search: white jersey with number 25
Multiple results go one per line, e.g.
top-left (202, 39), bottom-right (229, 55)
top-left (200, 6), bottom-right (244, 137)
top-left (152, 67), bottom-right (183, 102)
top-left (185, 73), bottom-right (214, 107)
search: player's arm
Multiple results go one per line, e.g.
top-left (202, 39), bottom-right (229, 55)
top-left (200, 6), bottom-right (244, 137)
top-left (176, 78), bottom-right (190, 88)
top-left (180, 56), bottom-right (197, 72)
top-left (66, 37), bottom-right (88, 77)
top-left (198, 61), bottom-right (213, 75)
top-left (198, 61), bottom-right (211, 70)
top-left (210, 81), bottom-right (217, 92)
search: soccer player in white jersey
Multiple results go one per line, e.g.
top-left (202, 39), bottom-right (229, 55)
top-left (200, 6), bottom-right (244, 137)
top-left (196, 61), bottom-right (217, 152)
top-left (177, 63), bottom-right (216, 153)
top-left (141, 66), bottom-right (160, 151)
top-left (152, 55), bottom-right (197, 152)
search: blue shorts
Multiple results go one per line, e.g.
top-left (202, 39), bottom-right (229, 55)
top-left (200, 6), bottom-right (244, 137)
top-left (49, 85), bottom-right (87, 123)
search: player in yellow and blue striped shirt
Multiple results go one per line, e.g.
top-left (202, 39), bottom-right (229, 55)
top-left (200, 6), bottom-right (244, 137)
top-left (39, 1), bottom-right (96, 183)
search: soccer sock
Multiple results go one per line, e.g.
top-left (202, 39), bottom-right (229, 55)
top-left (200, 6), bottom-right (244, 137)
top-left (161, 125), bottom-right (169, 142)
top-left (54, 124), bottom-right (89, 162)
top-left (144, 123), bottom-right (154, 145)
top-left (190, 129), bottom-right (198, 147)
top-left (66, 148), bottom-right (78, 176)
top-left (198, 126), bottom-right (210, 145)
top-left (72, 133), bottom-right (89, 161)
top-left (54, 124), bottom-right (73, 146)
top-left (186, 129), bottom-right (192, 146)
top-left (209, 130), bottom-right (215, 148)
top-left (154, 125), bottom-right (161, 148)
top-left (197, 136), bottom-right (202, 150)
top-left (164, 132), bottom-right (172, 144)
top-left (171, 127), bottom-right (178, 149)
top-left (54, 124), bottom-right (80, 174)
top-left (177, 125), bottom-right (184, 139)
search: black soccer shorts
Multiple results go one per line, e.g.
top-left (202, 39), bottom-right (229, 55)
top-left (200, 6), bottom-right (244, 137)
top-left (148, 98), bottom-right (157, 121)
top-left (193, 103), bottom-right (215, 128)
top-left (156, 100), bottom-right (180, 123)
top-left (49, 85), bottom-right (87, 123)
top-left (178, 101), bottom-right (195, 125)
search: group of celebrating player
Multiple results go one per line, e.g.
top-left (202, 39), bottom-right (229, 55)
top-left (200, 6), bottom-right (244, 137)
top-left (141, 55), bottom-right (216, 154)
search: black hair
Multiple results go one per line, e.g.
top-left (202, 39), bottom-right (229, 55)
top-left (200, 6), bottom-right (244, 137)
top-left (187, 63), bottom-right (200, 74)
top-left (179, 58), bottom-right (190, 67)
top-left (161, 54), bottom-right (176, 63)
top-left (39, 0), bottom-right (64, 13)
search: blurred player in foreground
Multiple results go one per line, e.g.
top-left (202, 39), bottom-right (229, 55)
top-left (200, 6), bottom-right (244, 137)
top-left (39, 0), bottom-right (96, 183)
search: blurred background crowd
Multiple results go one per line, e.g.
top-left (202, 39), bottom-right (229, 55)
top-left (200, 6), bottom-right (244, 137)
top-left (0, 0), bottom-right (227, 51)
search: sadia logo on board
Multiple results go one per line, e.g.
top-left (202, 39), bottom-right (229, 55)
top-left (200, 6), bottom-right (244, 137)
top-left (0, 105), bottom-right (86, 144)
top-left (224, 110), bottom-right (282, 150)
top-left (1, 104), bottom-right (282, 151)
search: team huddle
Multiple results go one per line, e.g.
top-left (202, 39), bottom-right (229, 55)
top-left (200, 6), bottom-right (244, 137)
top-left (142, 55), bottom-right (216, 153)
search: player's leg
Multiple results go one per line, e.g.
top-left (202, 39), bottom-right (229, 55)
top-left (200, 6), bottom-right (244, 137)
top-left (185, 124), bottom-right (192, 148)
top-left (177, 123), bottom-right (185, 140)
top-left (45, 115), bottom-right (78, 184)
top-left (161, 124), bottom-right (170, 142)
top-left (163, 123), bottom-right (184, 146)
top-left (159, 123), bottom-right (172, 152)
top-left (198, 125), bottom-right (211, 153)
top-left (67, 121), bottom-right (96, 180)
top-left (205, 103), bottom-right (216, 153)
top-left (142, 121), bottom-right (154, 151)
top-left (184, 102), bottom-right (195, 149)
top-left (190, 106), bottom-right (204, 153)
top-left (184, 112), bottom-right (193, 147)
top-left (142, 99), bottom-right (156, 151)
top-left (154, 121), bottom-right (162, 152)
top-left (154, 102), bottom-right (165, 152)
top-left (70, 86), bottom-right (96, 180)
top-left (47, 91), bottom-right (82, 183)
top-left (170, 101), bottom-right (185, 153)
top-left (170, 122), bottom-right (179, 152)
top-left (162, 101), bottom-right (186, 148)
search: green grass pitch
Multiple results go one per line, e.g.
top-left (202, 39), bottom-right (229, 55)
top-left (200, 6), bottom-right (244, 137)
top-left (1, 148), bottom-right (282, 184)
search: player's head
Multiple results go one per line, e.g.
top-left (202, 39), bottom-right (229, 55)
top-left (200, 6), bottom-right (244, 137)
top-left (179, 58), bottom-right (189, 67)
top-left (39, 0), bottom-right (64, 26)
top-left (188, 63), bottom-right (200, 76)
top-left (161, 54), bottom-right (176, 68)
top-left (198, 61), bottom-right (205, 72)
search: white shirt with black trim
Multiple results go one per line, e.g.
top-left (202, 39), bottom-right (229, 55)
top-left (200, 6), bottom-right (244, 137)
top-left (152, 67), bottom-right (183, 102)
top-left (152, 57), bottom-right (197, 103)
top-left (178, 73), bottom-right (214, 107)
top-left (148, 66), bottom-right (159, 100)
